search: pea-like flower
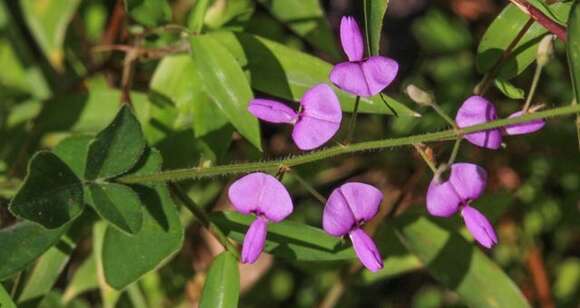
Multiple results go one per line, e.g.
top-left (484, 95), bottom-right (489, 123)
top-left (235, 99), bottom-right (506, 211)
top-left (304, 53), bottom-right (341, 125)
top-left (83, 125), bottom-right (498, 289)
top-left (426, 163), bottom-right (498, 248)
top-left (455, 96), bottom-right (545, 149)
top-left (329, 16), bottom-right (399, 97)
top-left (228, 172), bottom-right (293, 264)
top-left (323, 182), bottom-right (384, 272)
top-left (248, 84), bottom-right (342, 150)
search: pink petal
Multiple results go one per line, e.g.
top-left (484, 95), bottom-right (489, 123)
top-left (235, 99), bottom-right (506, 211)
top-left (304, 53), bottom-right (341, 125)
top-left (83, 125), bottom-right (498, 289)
top-left (323, 182), bottom-right (382, 236)
top-left (241, 216), bottom-right (268, 264)
top-left (292, 117), bottom-right (340, 150)
top-left (426, 179), bottom-right (462, 217)
top-left (449, 163), bottom-right (487, 202)
top-left (330, 62), bottom-right (370, 97)
top-left (461, 206), bottom-right (498, 249)
top-left (349, 228), bottom-right (383, 272)
top-left (360, 56), bottom-right (399, 96)
top-left (340, 16), bottom-right (364, 62)
top-left (248, 99), bottom-right (298, 124)
top-left (228, 172), bottom-right (293, 222)
top-left (503, 111), bottom-right (546, 135)
top-left (455, 96), bottom-right (502, 149)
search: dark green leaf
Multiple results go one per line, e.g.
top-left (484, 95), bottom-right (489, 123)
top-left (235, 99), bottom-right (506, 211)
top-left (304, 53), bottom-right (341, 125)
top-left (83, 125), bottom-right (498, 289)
top-left (53, 135), bottom-right (93, 179)
top-left (102, 150), bottom-right (183, 289)
top-left (395, 215), bottom-right (530, 307)
top-left (0, 222), bottom-right (68, 280)
top-left (256, 0), bottom-right (340, 59)
top-left (199, 251), bottom-right (240, 308)
top-left (190, 35), bottom-right (262, 150)
top-left (20, 0), bottom-right (81, 69)
top-left (85, 105), bottom-right (146, 180)
top-left (9, 151), bottom-right (84, 228)
top-left (364, 0), bottom-right (389, 56)
top-left (477, 2), bottom-right (572, 80)
top-left (494, 78), bottom-right (525, 99)
top-left (210, 211), bottom-right (355, 261)
top-left (88, 183), bottom-right (143, 235)
top-left (568, 0), bottom-right (580, 150)
top-left (211, 31), bottom-right (416, 116)
top-left (123, 0), bottom-right (171, 27)
top-left (0, 284), bottom-right (16, 308)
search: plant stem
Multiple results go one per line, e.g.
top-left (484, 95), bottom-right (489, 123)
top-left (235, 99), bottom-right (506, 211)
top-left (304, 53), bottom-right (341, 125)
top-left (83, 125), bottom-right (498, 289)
top-left (523, 63), bottom-right (544, 112)
top-left (169, 183), bottom-right (240, 259)
top-left (430, 103), bottom-right (458, 129)
top-left (345, 96), bottom-right (361, 144)
top-left (509, 0), bottom-right (567, 42)
top-left (413, 144), bottom-right (437, 173)
top-left (447, 139), bottom-right (462, 166)
top-left (117, 104), bottom-right (580, 184)
top-left (290, 170), bottom-right (327, 204)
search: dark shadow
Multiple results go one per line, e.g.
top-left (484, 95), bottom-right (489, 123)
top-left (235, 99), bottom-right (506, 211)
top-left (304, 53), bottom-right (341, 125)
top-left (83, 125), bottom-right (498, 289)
top-left (133, 184), bottom-right (170, 232)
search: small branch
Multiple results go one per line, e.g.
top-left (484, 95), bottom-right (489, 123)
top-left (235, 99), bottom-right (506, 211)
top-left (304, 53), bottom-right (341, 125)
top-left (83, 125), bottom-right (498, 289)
top-left (447, 139), bottom-right (462, 166)
top-left (117, 103), bottom-right (580, 184)
top-left (345, 96), bottom-right (361, 144)
top-left (290, 170), bottom-right (327, 204)
top-left (523, 63), bottom-right (544, 112)
top-left (413, 144), bottom-right (437, 173)
top-left (169, 183), bottom-right (240, 259)
top-left (526, 246), bottom-right (555, 308)
top-left (120, 48), bottom-right (138, 105)
top-left (510, 0), bottom-right (567, 42)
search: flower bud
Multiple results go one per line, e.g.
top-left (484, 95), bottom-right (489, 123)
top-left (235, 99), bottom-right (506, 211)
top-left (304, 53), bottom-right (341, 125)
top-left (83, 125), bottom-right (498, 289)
top-left (537, 35), bottom-right (555, 66)
top-left (405, 84), bottom-right (434, 106)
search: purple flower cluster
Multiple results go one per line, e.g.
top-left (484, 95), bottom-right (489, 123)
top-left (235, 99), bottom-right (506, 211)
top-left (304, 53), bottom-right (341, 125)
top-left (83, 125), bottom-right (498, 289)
top-left (225, 16), bottom-right (547, 270)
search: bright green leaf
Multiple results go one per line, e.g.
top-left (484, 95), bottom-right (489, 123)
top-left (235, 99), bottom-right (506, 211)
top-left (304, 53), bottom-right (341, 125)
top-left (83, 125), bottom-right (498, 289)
top-left (204, 0), bottom-right (254, 30)
top-left (364, 0), bottom-right (389, 56)
top-left (85, 105), bottom-right (146, 180)
top-left (210, 211), bottom-right (355, 261)
top-left (124, 0), bottom-right (171, 27)
top-left (188, 0), bottom-right (210, 33)
top-left (477, 2), bottom-right (572, 80)
top-left (63, 254), bottom-right (98, 303)
top-left (0, 284), bottom-right (16, 308)
top-left (568, 0), bottom-right (580, 150)
top-left (190, 35), bottom-right (262, 150)
top-left (211, 31), bottom-right (416, 116)
top-left (20, 0), bottom-right (80, 69)
top-left (93, 222), bottom-right (121, 308)
top-left (0, 222), bottom-right (68, 280)
top-left (494, 78), bottom-right (525, 99)
top-left (102, 150), bottom-right (183, 289)
top-left (395, 215), bottom-right (530, 307)
top-left (88, 183), bottom-right (143, 235)
top-left (9, 151), bottom-right (84, 228)
top-left (199, 251), bottom-right (240, 308)
top-left (256, 0), bottom-right (340, 59)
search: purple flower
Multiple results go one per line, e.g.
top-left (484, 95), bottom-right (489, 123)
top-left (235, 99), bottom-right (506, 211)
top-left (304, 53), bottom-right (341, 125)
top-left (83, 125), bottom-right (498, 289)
top-left (323, 182), bottom-right (384, 272)
top-left (426, 163), bottom-right (498, 248)
top-left (248, 84), bottom-right (342, 150)
top-left (228, 172), bottom-right (293, 264)
top-left (455, 96), bottom-right (545, 149)
top-left (329, 16), bottom-right (399, 97)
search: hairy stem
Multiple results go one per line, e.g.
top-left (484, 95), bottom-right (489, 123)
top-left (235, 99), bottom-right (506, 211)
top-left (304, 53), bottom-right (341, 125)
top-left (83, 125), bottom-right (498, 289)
top-left (118, 104), bottom-right (580, 184)
top-left (169, 183), bottom-right (240, 259)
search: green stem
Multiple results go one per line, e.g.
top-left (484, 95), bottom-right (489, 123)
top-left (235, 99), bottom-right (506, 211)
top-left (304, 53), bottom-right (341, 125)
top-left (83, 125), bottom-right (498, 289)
top-left (118, 104), bottom-right (580, 184)
top-left (413, 144), bottom-right (437, 173)
top-left (523, 63), bottom-right (543, 112)
top-left (169, 183), bottom-right (240, 259)
top-left (290, 170), bottom-right (327, 204)
top-left (447, 139), bottom-right (462, 166)
top-left (430, 103), bottom-right (458, 129)
top-left (346, 96), bottom-right (361, 144)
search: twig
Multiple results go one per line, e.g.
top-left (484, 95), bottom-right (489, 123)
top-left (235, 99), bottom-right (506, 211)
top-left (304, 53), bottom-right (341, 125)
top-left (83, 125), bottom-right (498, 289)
top-left (509, 0), bottom-right (567, 42)
top-left (526, 246), bottom-right (555, 308)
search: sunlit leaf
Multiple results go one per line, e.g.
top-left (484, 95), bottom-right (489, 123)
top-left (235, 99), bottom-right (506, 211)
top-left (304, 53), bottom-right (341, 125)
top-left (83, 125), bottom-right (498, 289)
top-left (364, 0), bottom-right (389, 56)
top-left (494, 78), bottom-right (525, 99)
top-left (199, 251), bottom-right (240, 308)
top-left (124, 0), bottom-right (171, 27)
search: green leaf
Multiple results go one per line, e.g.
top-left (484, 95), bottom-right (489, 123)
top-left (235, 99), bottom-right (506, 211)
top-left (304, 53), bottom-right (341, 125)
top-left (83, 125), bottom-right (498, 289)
top-left (256, 0), bottom-right (340, 59)
top-left (63, 254), bottom-right (98, 303)
top-left (102, 150), bottom-right (183, 289)
top-left (494, 78), bottom-right (525, 99)
top-left (211, 31), bottom-right (416, 116)
top-left (9, 151), bottom-right (84, 228)
top-left (190, 35), bottom-right (261, 150)
top-left (53, 135), bottom-right (93, 179)
top-left (93, 222), bottom-right (121, 308)
top-left (199, 251), bottom-right (240, 308)
top-left (210, 211), bottom-right (354, 261)
top-left (395, 215), bottom-right (530, 307)
top-left (0, 285), bottom-right (16, 308)
top-left (477, 2), bottom-right (572, 80)
top-left (20, 0), bottom-right (81, 69)
top-left (568, 0), bottom-right (580, 150)
top-left (123, 0), bottom-right (171, 27)
top-left (88, 183), bottom-right (143, 235)
top-left (364, 0), bottom-right (389, 56)
top-left (188, 0), bottom-right (210, 33)
top-left (204, 0), bottom-right (254, 30)
top-left (0, 222), bottom-right (68, 280)
top-left (85, 105), bottom-right (147, 180)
